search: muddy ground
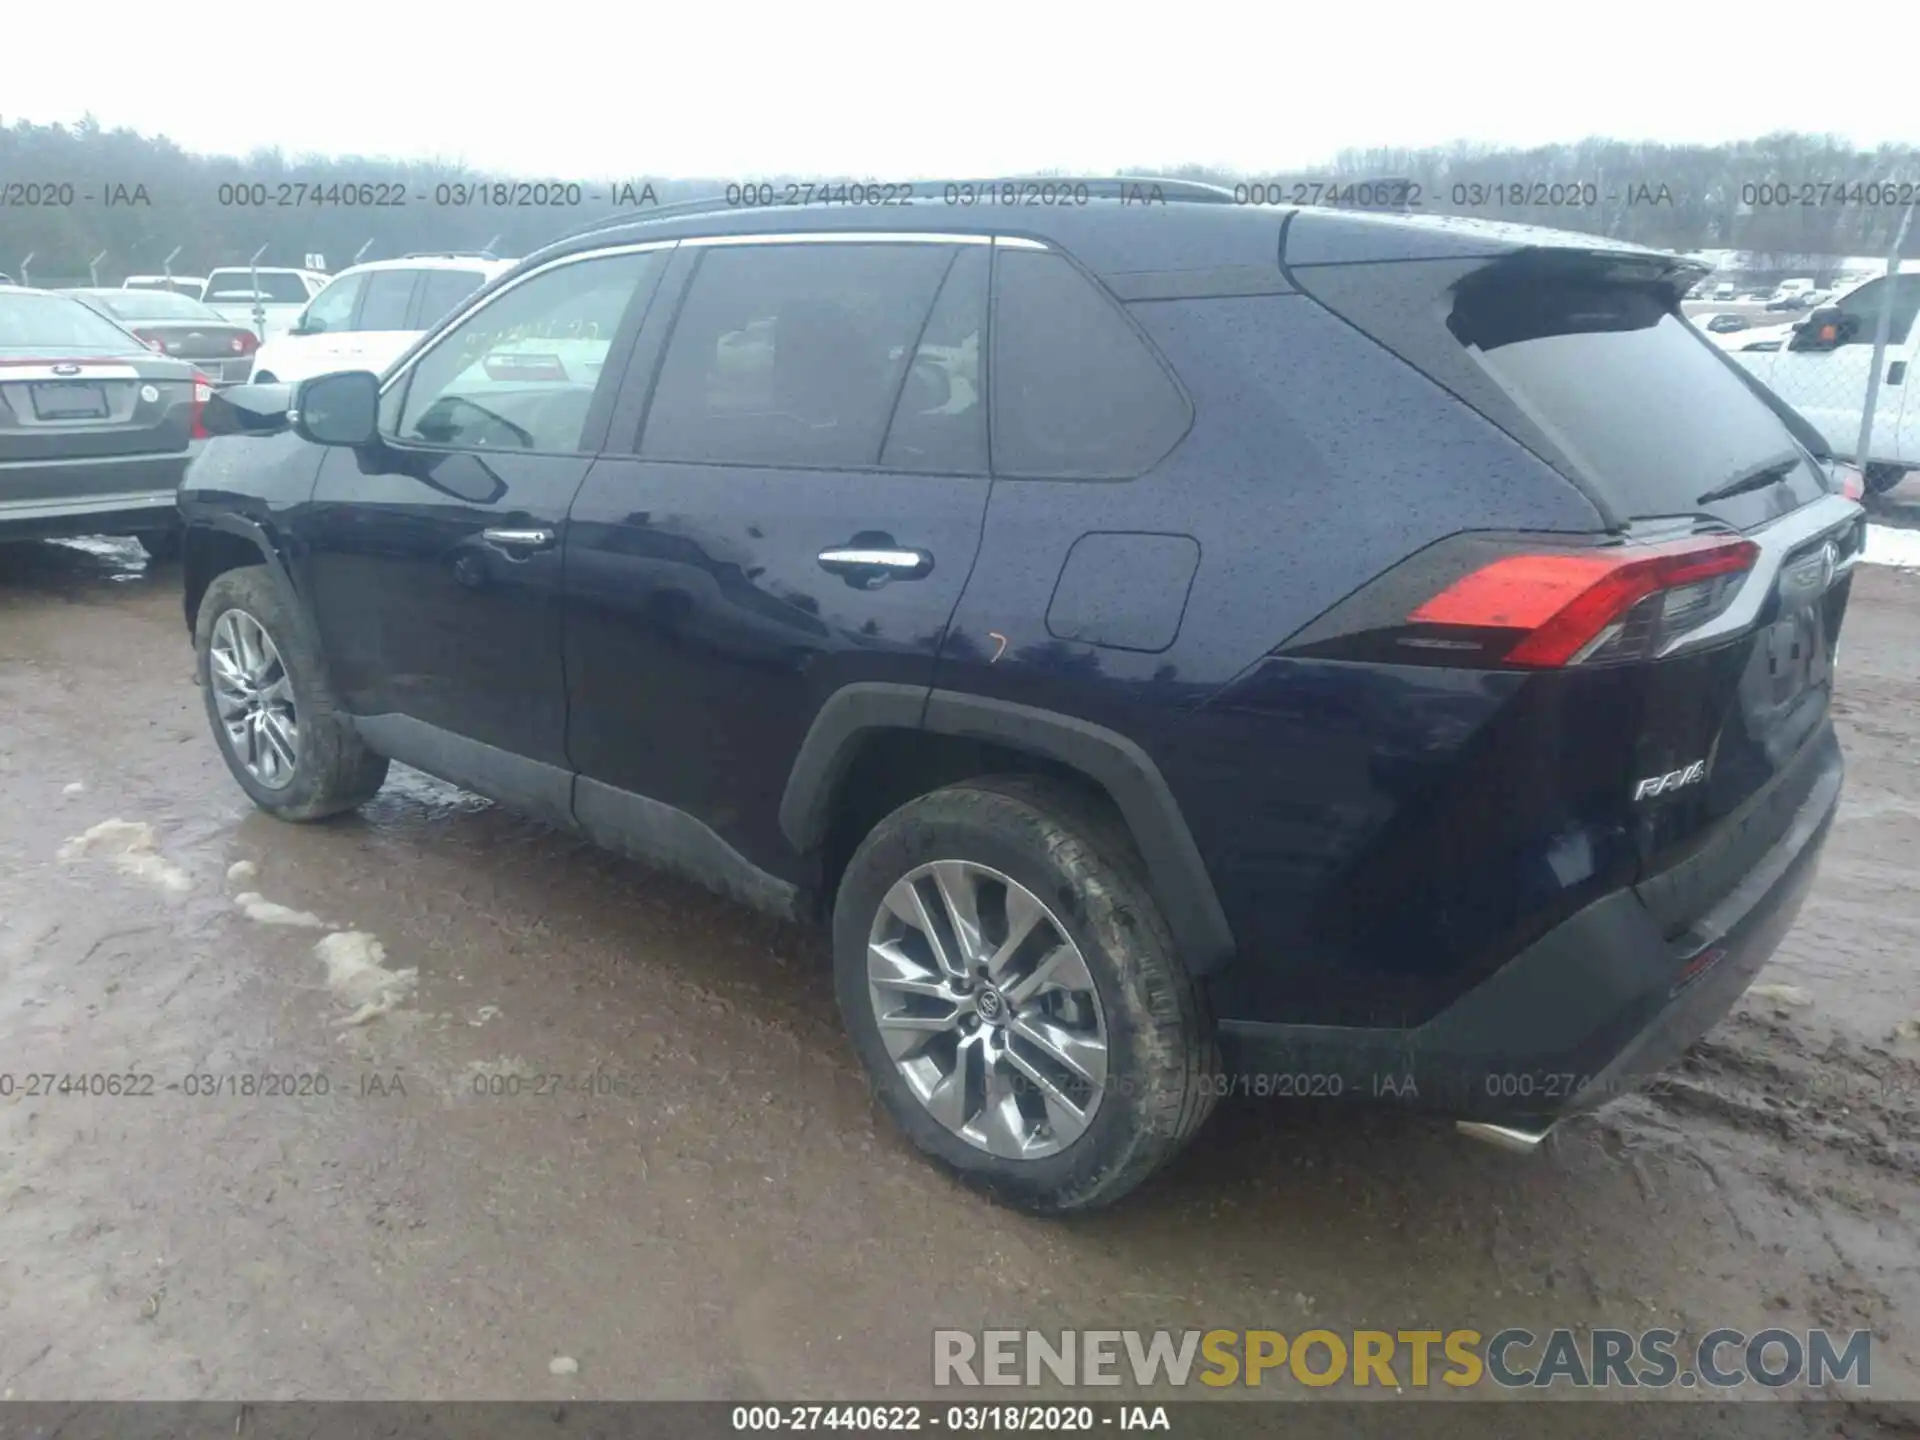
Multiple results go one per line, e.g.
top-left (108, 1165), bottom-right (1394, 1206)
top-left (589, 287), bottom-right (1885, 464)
top-left (0, 513), bottom-right (1917, 1426)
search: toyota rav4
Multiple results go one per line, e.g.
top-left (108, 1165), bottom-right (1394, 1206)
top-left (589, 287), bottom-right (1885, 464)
top-left (179, 181), bottom-right (1859, 1212)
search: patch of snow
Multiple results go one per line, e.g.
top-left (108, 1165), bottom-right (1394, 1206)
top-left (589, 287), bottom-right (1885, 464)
top-left (1748, 983), bottom-right (1814, 1008)
top-left (57, 819), bottom-right (191, 894)
top-left (470, 1005), bottom-right (502, 1027)
top-left (548, 1356), bottom-right (579, 1377)
top-left (234, 892), bottom-right (325, 928)
top-left (226, 860), bottom-right (259, 885)
top-left (61, 782), bottom-right (85, 797)
top-left (315, 932), bottom-right (417, 1026)
top-left (1863, 525), bottom-right (1920, 570)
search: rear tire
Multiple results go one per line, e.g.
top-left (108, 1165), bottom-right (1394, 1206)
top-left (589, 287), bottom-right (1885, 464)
top-left (194, 565), bottom-right (388, 821)
top-left (1864, 463), bottom-right (1907, 497)
top-left (832, 776), bottom-right (1217, 1214)
top-left (252, 372), bottom-right (277, 384)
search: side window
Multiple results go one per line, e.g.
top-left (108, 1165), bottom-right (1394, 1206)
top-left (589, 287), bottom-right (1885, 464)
top-left (880, 246), bottom-right (988, 474)
top-left (641, 242), bottom-right (955, 469)
top-left (301, 273), bottom-right (365, 334)
top-left (991, 248), bottom-right (1192, 479)
top-left (392, 248), bottom-right (663, 455)
top-left (416, 269), bottom-right (488, 327)
top-left (1833, 276), bottom-right (1920, 348)
top-left (357, 270), bottom-right (418, 331)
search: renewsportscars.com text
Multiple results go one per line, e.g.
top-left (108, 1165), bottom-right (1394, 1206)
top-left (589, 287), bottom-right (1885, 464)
top-left (933, 1327), bottom-right (1871, 1391)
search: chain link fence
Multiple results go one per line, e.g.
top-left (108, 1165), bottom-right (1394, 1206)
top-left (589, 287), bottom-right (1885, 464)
top-left (1699, 203), bottom-right (1920, 503)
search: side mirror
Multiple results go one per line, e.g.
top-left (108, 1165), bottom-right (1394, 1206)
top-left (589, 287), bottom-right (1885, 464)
top-left (201, 381), bottom-right (293, 437)
top-left (293, 370), bottom-right (380, 447)
top-left (1789, 307), bottom-right (1854, 352)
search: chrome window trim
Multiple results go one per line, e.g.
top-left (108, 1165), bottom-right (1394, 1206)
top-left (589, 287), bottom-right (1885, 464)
top-left (378, 239), bottom-right (681, 396)
top-left (683, 232), bottom-right (995, 248)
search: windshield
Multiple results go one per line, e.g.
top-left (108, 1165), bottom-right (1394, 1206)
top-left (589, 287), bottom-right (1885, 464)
top-left (0, 292), bottom-right (148, 356)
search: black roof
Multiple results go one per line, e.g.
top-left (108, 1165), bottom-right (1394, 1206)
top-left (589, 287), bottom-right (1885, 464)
top-left (511, 174), bottom-right (1687, 291)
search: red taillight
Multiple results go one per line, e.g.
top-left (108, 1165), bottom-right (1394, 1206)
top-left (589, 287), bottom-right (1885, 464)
top-left (190, 375), bottom-right (213, 439)
top-left (1409, 537), bottom-right (1760, 667)
top-left (1828, 462), bottom-right (1865, 501)
top-left (134, 330), bottom-right (169, 354)
top-left (231, 331), bottom-right (258, 355)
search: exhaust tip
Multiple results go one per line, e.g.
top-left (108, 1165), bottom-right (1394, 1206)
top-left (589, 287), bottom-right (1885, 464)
top-left (1456, 1119), bottom-right (1555, 1154)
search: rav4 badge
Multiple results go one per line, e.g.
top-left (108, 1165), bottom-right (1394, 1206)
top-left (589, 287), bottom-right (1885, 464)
top-left (1634, 761), bottom-right (1708, 801)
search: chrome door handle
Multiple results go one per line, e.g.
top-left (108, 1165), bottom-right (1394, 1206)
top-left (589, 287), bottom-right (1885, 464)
top-left (482, 527), bottom-right (556, 552)
top-left (817, 545), bottom-right (933, 584)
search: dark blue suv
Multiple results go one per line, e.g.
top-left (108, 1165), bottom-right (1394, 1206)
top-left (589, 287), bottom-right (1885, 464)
top-left (180, 180), bottom-right (1860, 1211)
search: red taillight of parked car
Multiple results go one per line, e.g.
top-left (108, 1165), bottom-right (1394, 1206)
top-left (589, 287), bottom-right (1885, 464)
top-left (134, 330), bottom-right (170, 354)
top-left (1409, 536), bottom-right (1760, 667)
top-left (190, 375), bottom-right (213, 439)
top-left (230, 331), bottom-right (258, 355)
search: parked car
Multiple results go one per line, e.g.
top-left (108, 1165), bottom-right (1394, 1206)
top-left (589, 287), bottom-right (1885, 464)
top-left (0, 287), bottom-right (207, 559)
top-left (123, 274), bottom-right (209, 297)
top-left (1765, 293), bottom-right (1815, 313)
top-left (198, 267), bottom-right (329, 342)
top-left (1734, 264), bottom-right (1920, 492)
top-left (180, 184), bottom-right (1859, 1212)
top-left (248, 253), bottom-right (515, 386)
top-left (1695, 312), bottom-right (1751, 335)
top-left (0, 273), bottom-right (15, 287)
top-left (69, 288), bottom-right (259, 383)
top-left (1725, 321), bottom-right (1799, 353)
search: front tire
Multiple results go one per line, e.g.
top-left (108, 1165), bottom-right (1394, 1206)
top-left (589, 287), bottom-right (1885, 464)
top-left (832, 776), bottom-right (1217, 1213)
top-left (194, 565), bottom-right (388, 820)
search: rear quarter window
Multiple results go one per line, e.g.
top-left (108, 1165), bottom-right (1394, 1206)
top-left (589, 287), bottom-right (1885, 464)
top-left (990, 248), bottom-right (1191, 479)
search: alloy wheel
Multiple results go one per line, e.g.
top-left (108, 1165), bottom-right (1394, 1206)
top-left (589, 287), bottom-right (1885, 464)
top-left (209, 608), bottom-right (300, 790)
top-left (866, 860), bottom-right (1109, 1160)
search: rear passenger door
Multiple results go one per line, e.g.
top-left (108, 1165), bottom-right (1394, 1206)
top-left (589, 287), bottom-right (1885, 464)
top-left (562, 236), bottom-right (993, 894)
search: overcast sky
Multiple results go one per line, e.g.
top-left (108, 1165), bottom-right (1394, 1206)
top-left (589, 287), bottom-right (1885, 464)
top-left (11, 2), bottom-right (1918, 177)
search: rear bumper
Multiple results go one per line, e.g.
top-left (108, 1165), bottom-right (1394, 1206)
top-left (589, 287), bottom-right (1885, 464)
top-left (0, 451), bottom-right (190, 540)
top-left (1217, 731), bottom-right (1842, 1124)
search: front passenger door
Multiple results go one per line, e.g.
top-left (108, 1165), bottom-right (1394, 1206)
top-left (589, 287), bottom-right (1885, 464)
top-left (300, 244), bottom-right (671, 821)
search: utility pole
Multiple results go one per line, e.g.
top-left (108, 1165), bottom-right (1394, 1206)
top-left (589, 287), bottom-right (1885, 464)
top-left (1854, 199), bottom-right (1917, 471)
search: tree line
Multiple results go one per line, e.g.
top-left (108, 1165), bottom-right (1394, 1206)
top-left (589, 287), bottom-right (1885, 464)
top-left (1, 116), bottom-right (1915, 285)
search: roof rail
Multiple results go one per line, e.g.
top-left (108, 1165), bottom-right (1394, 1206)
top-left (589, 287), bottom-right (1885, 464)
top-left (400, 249), bottom-right (501, 260)
top-left (546, 175), bottom-right (1241, 248)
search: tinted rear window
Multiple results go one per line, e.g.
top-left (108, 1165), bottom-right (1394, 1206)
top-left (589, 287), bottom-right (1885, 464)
top-left (1456, 280), bottom-right (1816, 519)
top-left (88, 291), bottom-right (219, 321)
top-left (991, 249), bottom-right (1191, 479)
top-left (417, 269), bottom-right (488, 324)
top-left (205, 271), bottom-right (311, 303)
top-left (1294, 255), bottom-right (1823, 524)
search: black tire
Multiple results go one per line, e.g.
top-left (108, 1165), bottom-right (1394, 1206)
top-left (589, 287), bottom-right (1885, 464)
top-left (1864, 463), bottom-right (1907, 497)
top-left (194, 565), bottom-right (388, 820)
top-left (136, 529), bottom-right (182, 563)
top-left (252, 372), bottom-right (277, 384)
top-left (832, 775), bottom-right (1218, 1214)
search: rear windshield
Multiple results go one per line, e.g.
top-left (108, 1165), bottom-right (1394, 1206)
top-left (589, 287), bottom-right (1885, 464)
top-left (88, 291), bottom-right (219, 321)
top-left (205, 270), bottom-right (312, 303)
top-left (0, 292), bottom-right (147, 356)
top-left (1453, 279), bottom-right (1812, 519)
top-left (1292, 254), bottom-right (1824, 524)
